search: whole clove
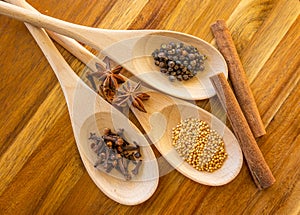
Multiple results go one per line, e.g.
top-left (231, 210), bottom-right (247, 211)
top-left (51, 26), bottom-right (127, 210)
top-left (89, 132), bottom-right (104, 145)
top-left (132, 160), bottom-right (142, 175)
top-left (117, 156), bottom-right (127, 175)
top-left (105, 163), bottom-right (114, 173)
top-left (103, 147), bottom-right (111, 170)
top-left (102, 135), bottom-right (117, 142)
top-left (94, 156), bottom-right (104, 168)
top-left (122, 157), bottom-right (130, 170)
top-left (88, 128), bottom-right (143, 181)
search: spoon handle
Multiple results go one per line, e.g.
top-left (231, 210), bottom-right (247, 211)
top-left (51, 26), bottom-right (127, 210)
top-left (0, 1), bottom-right (129, 50)
top-left (4, 0), bottom-right (107, 71)
top-left (9, 3), bottom-right (112, 121)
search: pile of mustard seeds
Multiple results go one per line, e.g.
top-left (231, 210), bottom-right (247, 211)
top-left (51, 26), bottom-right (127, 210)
top-left (172, 118), bottom-right (227, 172)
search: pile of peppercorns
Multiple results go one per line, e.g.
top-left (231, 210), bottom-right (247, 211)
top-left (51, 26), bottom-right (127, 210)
top-left (152, 42), bottom-right (206, 81)
top-left (89, 128), bottom-right (142, 181)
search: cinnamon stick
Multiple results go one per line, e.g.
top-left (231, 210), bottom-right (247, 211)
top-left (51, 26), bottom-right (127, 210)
top-left (211, 20), bottom-right (266, 138)
top-left (210, 73), bottom-right (275, 189)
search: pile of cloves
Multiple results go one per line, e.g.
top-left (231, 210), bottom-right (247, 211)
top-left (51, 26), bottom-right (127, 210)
top-left (89, 128), bottom-right (142, 181)
top-left (152, 42), bottom-right (207, 81)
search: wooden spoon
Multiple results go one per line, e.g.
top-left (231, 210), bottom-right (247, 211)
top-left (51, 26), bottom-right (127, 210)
top-left (132, 91), bottom-right (243, 185)
top-left (10, 6), bottom-right (159, 205)
top-left (0, 1), bottom-right (228, 100)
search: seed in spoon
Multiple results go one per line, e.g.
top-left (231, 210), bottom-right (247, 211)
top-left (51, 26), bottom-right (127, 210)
top-left (171, 118), bottom-right (227, 172)
top-left (152, 42), bottom-right (207, 82)
top-left (89, 128), bottom-right (143, 180)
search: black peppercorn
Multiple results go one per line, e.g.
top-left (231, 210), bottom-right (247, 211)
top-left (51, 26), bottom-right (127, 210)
top-left (159, 62), bottom-right (165, 68)
top-left (169, 75), bottom-right (176, 81)
top-left (168, 61), bottom-right (175, 68)
top-left (152, 41), bottom-right (206, 81)
top-left (158, 52), bottom-right (165, 58)
top-left (188, 53), bottom-right (195, 60)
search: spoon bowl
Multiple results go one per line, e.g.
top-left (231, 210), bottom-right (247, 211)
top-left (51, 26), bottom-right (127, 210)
top-left (130, 90), bottom-right (243, 185)
top-left (0, 1), bottom-right (227, 100)
top-left (130, 32), bottom-right (227, 100)
top-left (12, 12), bottom-right (159, 205)
top-left (78, 111), bottom-right (159, 204)
top-left (79, 111), bottom-right (159, 183)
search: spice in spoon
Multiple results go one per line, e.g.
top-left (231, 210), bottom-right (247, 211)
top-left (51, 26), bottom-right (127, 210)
top-left (86, 57), bottom-right (125, 102)
top-left (89, 128), bottom-right (142, 180)
top-left (112, 82), bottom-right (150, 113)
top-left (86, 57), bottom-right (150, 112)
top-left (172, 118), bottom-right (227, 172)
top-left (152, 42), bottom-right (206, 81)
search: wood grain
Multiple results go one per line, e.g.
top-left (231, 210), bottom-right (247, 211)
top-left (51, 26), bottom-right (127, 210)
top-left (0, 0), bottom-right (299, 214)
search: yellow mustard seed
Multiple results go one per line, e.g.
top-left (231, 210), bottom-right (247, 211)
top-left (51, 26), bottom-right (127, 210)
top-left (171, 118), bottom-right (227, 173)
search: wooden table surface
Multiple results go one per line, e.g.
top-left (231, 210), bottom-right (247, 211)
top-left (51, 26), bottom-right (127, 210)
top-left (0, 0), bottom-right (299, 214)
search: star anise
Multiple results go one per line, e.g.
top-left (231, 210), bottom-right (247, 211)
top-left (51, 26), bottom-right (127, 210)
top-left (113, 81), bottom-right (150, 113)
top-left (86, 57), bottom-right (125, 102)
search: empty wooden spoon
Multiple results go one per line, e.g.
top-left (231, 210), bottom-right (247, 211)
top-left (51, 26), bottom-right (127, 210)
top-left (0, 1), bottom-right (227, 100)
top-left (12, 11), bottom-right (159, 205)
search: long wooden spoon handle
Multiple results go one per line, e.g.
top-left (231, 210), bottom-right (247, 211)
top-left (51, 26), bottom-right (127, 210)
top-left (4, 0), bottom-right (107, 71)
top-left (8, 4), bottom-right (111, 125)
top-left (0, 1), bottom-right (110, 50)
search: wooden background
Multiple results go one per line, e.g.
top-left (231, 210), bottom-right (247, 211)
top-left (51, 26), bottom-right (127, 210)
top-left (0, 0), bottom-right (299, 214)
